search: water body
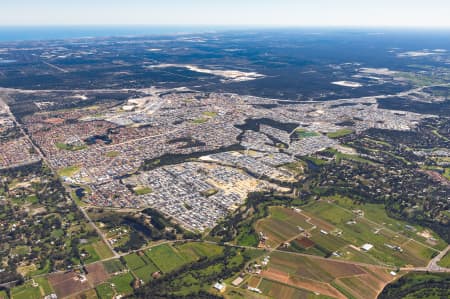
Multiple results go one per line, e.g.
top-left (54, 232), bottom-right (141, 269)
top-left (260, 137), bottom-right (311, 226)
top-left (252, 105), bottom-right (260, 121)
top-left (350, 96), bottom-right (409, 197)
top-left (0, 25), bottom-right (230, 42)
top-left (0, 26), bottom-right (449, 46)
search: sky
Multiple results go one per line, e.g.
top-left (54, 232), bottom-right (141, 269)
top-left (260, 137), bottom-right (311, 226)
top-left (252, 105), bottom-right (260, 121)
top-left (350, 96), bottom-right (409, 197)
top-left (1, 0), bottom-right (450, 28)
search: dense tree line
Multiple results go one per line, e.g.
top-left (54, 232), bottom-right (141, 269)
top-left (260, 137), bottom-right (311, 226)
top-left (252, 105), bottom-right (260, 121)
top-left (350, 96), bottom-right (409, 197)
top-left (379, 272), bottom-right (450, 299)
top-left (141, 144), bottom-right (244, 171)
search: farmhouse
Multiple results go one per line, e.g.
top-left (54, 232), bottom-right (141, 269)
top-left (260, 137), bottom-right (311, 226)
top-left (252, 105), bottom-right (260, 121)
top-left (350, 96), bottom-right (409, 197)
top-left (361, 243), bottom-right (374, 251)
top-left (213, 282), bottom-right (226, 293)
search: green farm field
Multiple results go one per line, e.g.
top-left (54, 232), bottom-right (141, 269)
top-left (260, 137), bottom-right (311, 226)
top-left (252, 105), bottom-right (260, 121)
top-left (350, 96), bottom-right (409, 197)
top-left (329, 196), bottom-right (447, 250)
top-left (96, 283), bottom-right (115, 299)
top-left (438, 251), bottom-right (450, 268)
top-left (123, 253), bottom-right (146, 270)
top-left (261, 251), bottom-right (397, 299)
top-left (108, 272), bottom-right (134, 296)
top-left (255, 206), bottom-right (313, 247)
top-left (300, 200), bottom-right (441, 267)
top-left (145, 244), bottom-right (188, 273)
top-left (175, 242), bottom-right (224, 262)
top-left (103, 259), bottom-right (126, 274)
top-left (10, 281), bottom-right (41, 299)
top-left (133, 262), bottom-right (159, 283)
top-left (258, 278), bottom-right (321, 298)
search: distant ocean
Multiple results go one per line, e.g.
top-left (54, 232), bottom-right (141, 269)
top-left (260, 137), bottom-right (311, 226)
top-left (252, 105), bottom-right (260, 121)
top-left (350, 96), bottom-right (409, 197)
top-left (1, 26), bottom-right (449, 44)
top-left (0, 26), bottom-right (229, 42)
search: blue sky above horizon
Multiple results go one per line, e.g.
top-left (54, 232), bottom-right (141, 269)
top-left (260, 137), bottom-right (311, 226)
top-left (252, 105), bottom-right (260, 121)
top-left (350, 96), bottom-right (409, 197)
top-left (1, 0), bottom-right (450, 28)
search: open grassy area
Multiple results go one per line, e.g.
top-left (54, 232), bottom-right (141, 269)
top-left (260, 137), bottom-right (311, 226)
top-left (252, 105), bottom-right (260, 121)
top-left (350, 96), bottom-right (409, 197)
top-left (26, 194), bottom-right (38, 204)
top-left (145, 244), bottom-right (188, 273)
top-left (79, 243), bottom-right (101, 264)
top-left (444, 168), bottom-right (450, 180)
top-left (17, 264), bottom-right (36, 277)
top-left (51, 229), bottom-right (64, 239)
top-left (303, 201), bottom-right (353, 226)
top-left (362, 137), bottom-right (392, 148)
top-left (133, 261), bottom-right (160, 283)
top-left (325, 148), bottom-right (375, 164)
top-left (302, 155), bottom-right (328, 166)
top-left (57, 165), bottom-right (80, 177)
top-left (103, 259), bottom-right (126, 274)
top-left (105, 151), bottom-right (120, 158)
top-left (29, 259), bottom-right (50, 276)
top-left (438, 251), bottom-right (450, 268)
top-left (176, 242), bottom-right (224, 262)
top-left (12, 246), bottom-right (30, 256)
top-left (280, 161), bottom-right (305, 176)
top-left (327, 129), bottom-right (354, 138)
top-left (236, 232), bottom-right (259, 247)
top-left (78, 289), bottom-right (100, 299)
top-left (203, 111), bottom-right (218, 118)
top-left (191, 117), bottom-right (209, 124)
top-left (133, 186), bottom-right (153, 195)
top-left (92, 240), bottom-right (114, 259)
top-left (224, 288), bottom-right (267, 299)
top-left (96, 283), bottom-right (115, 299)
top-left (123, 253), bottom-right (146, 270)
top-left (108, 272), bottom-right (134, 296)
top-left (294, 128), bottom-right (320, 139)
top-left (34, 277), bottom-right (54, 297)
top-left (10, 281), bottom-right (41, 299)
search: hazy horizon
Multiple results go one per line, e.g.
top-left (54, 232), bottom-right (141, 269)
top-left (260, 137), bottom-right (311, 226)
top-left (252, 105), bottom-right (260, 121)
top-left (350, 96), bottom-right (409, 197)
top-left (2, 0), bottom-right (450, 28)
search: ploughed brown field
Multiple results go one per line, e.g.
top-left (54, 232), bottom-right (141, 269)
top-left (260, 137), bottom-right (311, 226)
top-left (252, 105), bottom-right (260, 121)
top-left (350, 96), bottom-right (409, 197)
top-left (48, 271), bottom-right (91, 298)
top-left (86, 263), bottom-right (110, 285)
top-left (295, 237), bottom-right (315, 249)
top-left (257, 251), bottom-right (400, 299)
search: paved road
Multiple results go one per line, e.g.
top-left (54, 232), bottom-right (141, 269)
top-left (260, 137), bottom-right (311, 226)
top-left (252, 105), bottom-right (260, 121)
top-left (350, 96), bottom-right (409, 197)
top-left (426, 245), bottom-right (450, 272)
top-left (78, 205), bottom-right (119, 258)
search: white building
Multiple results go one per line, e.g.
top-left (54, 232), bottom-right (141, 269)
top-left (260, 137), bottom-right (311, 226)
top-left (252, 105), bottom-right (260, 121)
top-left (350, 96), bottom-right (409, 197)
top-left (361, 243), bottom-right (374, 251)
